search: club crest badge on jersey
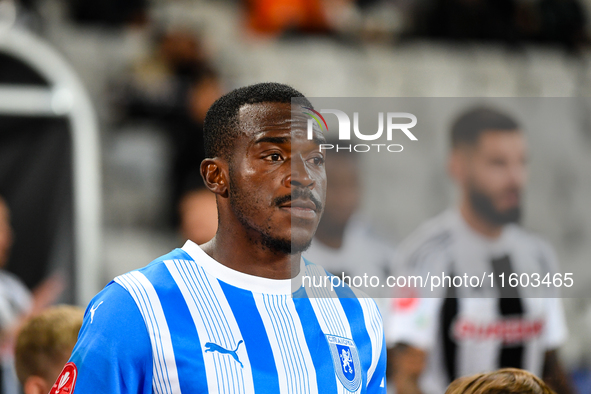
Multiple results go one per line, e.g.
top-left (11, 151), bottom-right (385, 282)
top-left (51, 362), bottom-right (77, 394)
top-left (326, 334), bottom-right (362, 392)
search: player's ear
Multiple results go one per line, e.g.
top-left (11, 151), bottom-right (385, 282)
top-left (201, 158), bottom-right (229, 198)
top-left (23, 375), bottom-right (49, 394)
top-left (448, 147), bottom-right (466, 183)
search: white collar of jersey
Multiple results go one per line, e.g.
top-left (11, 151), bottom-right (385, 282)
top-left (181, 240), bottom-right (305, 295)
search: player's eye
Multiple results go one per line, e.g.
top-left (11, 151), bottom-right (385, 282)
top-left (490, 158), bottom-right (506, 167)
top-left (265, 153), bottom-right (283, 162)
top-left (307, 156), bottom-right (325, 166)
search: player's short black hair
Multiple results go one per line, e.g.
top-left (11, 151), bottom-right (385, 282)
top-left (203, 82), bottom-right (312, 159)
top-left (451, 107), bottom-right (520, 149)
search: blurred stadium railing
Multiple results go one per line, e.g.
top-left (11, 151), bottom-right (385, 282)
top-left (0, 25), bottom-right (101, 306)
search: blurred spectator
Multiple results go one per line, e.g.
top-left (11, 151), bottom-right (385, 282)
top-left (0, 196), bottom-right (31, 346)
top-left (67, 0), bottom-right (148, 28)
top-left (0, 196), bottom-right (65, 317)
top-left (0, 196), bottom-right (31, 394)
top-left (175, 68), bottom-right (224, 205)
top-left (175, 68), bottom-right (222, 244)
top-left (412, 0), bottom-right (588, 49)
top-left (244, 0), bottom-right (334, 36)
top-left (14, 305), bottom-right (83, 394)
top-left (303, 146), bottom-right (396, 311)
top-left (418, 0), bottom-right (519, 43)
top-left (0, 47), bottom-right (73, 300)
top-left (445, 368), bottom-right (556, 394)
top-left (0, 196), bottom-right (65, 394)
top-left (387, 108), bottom-right (573, 394)
top-left (390, 342), bottom-right (428, 394)
top-left (120, 29), bottom-right (212, 124)
top-left (116, 30), bottom-right (223, 229)
top-left (243, 0), bottom-right (400, 41)
top-left (537, 0), bottom-right (588, 49)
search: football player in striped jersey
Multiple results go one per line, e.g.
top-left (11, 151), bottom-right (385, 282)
top-left (53, 83), bottom-right (387, 394)
top-left (387, 107), bottom-right (573, 394)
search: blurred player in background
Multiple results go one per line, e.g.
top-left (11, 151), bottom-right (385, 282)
top-left (0, 196), bottom-right (32, 394)
top-left (387, 108), bottom-right (573, 394)
top-left (444, 368), bottom-right (556, 394)
top-left (0, 196), bottom-right (67, 394)
top-left (58, 83), bottom-right (386, 393)
top-left (14, 305), bottom-right (83, 394)
top-left (0, 196), bottom-right (31, 344)
top-left (117, 30), bottom-right (223, 239)
top-left (176, 68), bottom-right (223, 244)
top-left (303, 145), bottom-right (396, 314)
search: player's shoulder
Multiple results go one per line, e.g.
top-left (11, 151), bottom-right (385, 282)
top-left (84, 244), bottom-right (193, 325)
top-left (70, 275), bottom-right (153, 393)
top-left (0, 270), bottom-right (31, 300)
top-left (505, 224), bottom-right (558, 269)
top-left (400, 211), bottom-right (454, 252)
top-left (77, 247), bottom-right (191, 346)
top-left (84, 274), bottom-right (147, 326)
top-left (74, 278), bottom-right (152, 359)
top-left (113, 246), bottom-right (193, 291)
top-left (142, 246), bottom-right (194, 273)
top-left (505, 224), bottom-right (554, 250)
top-left (302, 256), bottom-right (332, 276)
top-left (348, 215), bottom-right (397, 252)
top-left (301, 258), bottom-right (382, 318)
top-left (301, 257), bottom-right (350, 289)
top-left (398, 210), bottom-right (455, 267)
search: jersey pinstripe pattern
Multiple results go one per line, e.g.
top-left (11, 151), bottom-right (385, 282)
top-left (67, 240), bottom-right (387, 394)
top-left (253, 292), bottom-right (318, 394)
top-left (164, 259), bottom-right (255, 394)
top-left (114, 271), bottom-right (181, 394)
top-left (353, 291), bottom-right (384, 385)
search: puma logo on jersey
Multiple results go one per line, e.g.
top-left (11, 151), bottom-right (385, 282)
top-left (90, 301), bottom-right (103, 323)
top-left (204, 340), bottom-right (244, 368)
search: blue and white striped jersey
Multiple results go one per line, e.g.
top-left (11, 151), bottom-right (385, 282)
top-left (66, 240), bottom-right (386, 394)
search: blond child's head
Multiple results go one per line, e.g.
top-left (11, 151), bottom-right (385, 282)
top-left (15, 305), bottom-right (83, 394)
top-left (445, 368), bottom-right (556, 394)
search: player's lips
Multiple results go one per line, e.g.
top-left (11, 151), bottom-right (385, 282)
top-left (499, 191), bottom-right (520, 207)
top-left (279, 200), bottom-right (317, 219)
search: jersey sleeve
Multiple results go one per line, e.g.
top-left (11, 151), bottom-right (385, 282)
top-left (65, 281), bottom-right (153, 394)
top-left (348, 288), bottom-right (388, 393)
top-left (0, 272), bottom-right (32, 329)
top-left (533, 238), bottom-right (568, 348)
top-left (387, 227), bottom-right (447, 349)
top-left (386, 297), bottom-right (441, 350)
top-left (542, 297), bottom-right (568, 349)
top-left (366, 330), bottom-right (387, 393)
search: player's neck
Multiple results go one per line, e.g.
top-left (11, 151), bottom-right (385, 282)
top-left (200, 228), bottom-right (300, 280)
top-left (459, 201), bottom-right (503, 239)
top-left (314, 221), bottom-right (345, 249)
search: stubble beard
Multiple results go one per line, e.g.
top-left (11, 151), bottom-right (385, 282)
top-left (228, 171), bottom-right (314, 255)
top-left (468, 182), bottom-right (522, 226)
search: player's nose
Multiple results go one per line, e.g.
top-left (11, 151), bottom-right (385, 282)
top-left (285, 155), bottom-right (315, 189)
top-left (507, 160), bottom-right (526, 188)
